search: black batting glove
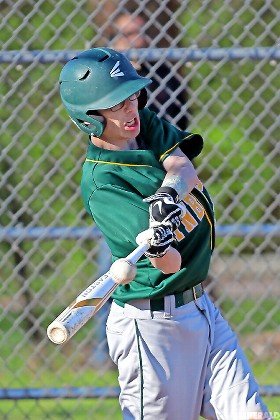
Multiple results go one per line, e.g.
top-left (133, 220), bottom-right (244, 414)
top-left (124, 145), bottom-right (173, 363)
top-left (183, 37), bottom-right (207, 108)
top-left (143, 187), bottom-right (185, 231)
top-left (136, 225), bottom-right (174, 258)
top-left (145, 225), bottom-right (174, 258)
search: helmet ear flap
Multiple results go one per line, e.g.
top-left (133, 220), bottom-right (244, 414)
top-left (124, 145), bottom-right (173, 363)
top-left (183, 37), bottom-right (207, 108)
top-left (138, 88), bottom-right (148, 109)
top-left (75, 113), bottom-right (106, 137)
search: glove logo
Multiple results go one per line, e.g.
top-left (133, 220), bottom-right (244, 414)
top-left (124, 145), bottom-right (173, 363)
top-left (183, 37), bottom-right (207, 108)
top-left (110, 61), bottom-right (124, 78)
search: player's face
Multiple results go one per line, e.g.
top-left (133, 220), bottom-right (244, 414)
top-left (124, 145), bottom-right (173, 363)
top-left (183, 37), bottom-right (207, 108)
top-left (98, 92), bottom-right (141, 144)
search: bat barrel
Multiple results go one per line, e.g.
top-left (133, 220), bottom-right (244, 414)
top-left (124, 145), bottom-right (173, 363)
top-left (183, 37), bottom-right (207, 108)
top-left (47, 306), bottom-right (97, 344)
top-left (47, 241), bottom-right (150, 344)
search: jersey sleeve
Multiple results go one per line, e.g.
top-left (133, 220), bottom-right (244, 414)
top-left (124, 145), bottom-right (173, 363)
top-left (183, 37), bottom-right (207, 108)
top-left (139, 108), bottom-right (203, 162)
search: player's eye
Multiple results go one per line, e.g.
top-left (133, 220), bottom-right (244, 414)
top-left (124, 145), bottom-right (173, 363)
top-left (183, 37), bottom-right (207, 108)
top-left (110, 91), bottom-right (141, 112)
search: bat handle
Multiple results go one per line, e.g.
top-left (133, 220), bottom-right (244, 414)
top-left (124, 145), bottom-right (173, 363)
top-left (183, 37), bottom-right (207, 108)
top-left (126, 242), bottom-right (150, 264)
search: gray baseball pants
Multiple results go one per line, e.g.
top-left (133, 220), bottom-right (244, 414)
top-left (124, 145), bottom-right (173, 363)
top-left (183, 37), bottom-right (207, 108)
top-left (106, 293), bottom-right (271, 420)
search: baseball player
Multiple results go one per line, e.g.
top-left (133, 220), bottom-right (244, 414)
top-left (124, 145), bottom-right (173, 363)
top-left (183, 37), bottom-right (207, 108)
top-left (59, 48), bottom-right (271, 420)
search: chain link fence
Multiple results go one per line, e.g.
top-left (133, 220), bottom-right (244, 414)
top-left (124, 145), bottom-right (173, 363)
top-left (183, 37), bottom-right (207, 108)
top-left (1, 0), bottom-right (279, 418)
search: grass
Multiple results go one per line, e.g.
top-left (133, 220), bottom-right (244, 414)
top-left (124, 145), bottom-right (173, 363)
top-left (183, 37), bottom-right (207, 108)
top-left (0, 395), bottom-right (278, 419)
top-left (0, 400), bottom-right (122, 420)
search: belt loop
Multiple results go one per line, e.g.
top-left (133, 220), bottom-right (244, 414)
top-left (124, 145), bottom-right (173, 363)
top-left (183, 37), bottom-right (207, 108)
top-left (193, 286), bottom-right (197, 301)
top-left (163, 296), bottom-right (172, 319)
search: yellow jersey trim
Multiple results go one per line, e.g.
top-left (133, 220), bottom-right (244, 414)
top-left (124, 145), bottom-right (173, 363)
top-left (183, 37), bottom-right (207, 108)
top-left (159, 134), bottom-right (194, 162)
top-left (85, 158), bottom-right (153, 168)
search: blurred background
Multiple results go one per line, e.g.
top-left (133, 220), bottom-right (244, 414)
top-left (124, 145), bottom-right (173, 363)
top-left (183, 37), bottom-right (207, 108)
top-left (1, 0), bottom-right (279, 418)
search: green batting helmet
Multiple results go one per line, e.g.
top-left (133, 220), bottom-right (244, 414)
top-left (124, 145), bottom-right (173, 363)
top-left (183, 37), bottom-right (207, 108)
top-left (59, 47), bottom-right (152, 137)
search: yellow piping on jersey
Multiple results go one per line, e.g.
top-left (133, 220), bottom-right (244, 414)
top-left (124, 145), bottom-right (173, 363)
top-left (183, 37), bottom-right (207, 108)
top-left (204, 211), bottom-right (214, 250)
top-left (85, 158), bottom-right (153, 168)
top-left (195, 187), bottom-right (213, 210)
top-left (159, 134), bottom-right (194, 162)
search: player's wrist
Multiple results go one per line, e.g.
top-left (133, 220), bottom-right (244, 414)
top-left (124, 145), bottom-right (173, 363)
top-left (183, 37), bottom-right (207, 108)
top-left (136, 225), bottom-right (174, 259)
top-left (154, 186), bottom-right (179, 203)
top-left (161, 174), bottom-right (189, 202)
top-left (143, 188), bottom-right (186, 232)
top-left (145, 248), bottom-right (169, 258)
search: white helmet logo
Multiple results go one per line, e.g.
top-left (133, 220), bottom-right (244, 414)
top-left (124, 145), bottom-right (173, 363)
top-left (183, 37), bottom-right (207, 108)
top-left (110, 61), bottom-right (124, 78)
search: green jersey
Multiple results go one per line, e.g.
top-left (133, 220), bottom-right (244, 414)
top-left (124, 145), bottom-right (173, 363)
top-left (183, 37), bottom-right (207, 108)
top-left (81, 108), bottom-right (215, 304)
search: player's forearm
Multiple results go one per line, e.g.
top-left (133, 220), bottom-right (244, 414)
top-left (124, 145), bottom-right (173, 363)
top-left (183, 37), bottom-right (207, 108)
top-left (148, 246), bottom-right (181, 274)
top-left (162, 152), bottom-right (199, 201)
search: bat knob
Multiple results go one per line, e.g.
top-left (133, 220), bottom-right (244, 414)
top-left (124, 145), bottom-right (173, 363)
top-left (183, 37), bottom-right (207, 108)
top-left (47, 323), bottom-right (69, 344)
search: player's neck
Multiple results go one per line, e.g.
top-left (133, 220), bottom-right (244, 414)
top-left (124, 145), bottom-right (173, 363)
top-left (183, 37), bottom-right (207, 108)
top-left (91, 136), bottom-right (138, 151)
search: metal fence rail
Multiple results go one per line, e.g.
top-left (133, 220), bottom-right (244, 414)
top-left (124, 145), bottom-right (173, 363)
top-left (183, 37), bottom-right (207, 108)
top-left (1, 385), bottom-right (280, 400)
top-left (1, 46), bottom-right (280, 63)
top-left (1, 224), bottom-right (279, 241)
top-left (1, 1), bottom-right (279, 418)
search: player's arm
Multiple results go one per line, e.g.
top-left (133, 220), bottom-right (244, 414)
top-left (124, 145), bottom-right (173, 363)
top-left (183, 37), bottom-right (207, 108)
top-left (136, 224), bottom-right (182, 274)
top-left (139, 148), bottom-right (198, 274)
top-left (144, 147), bottom-right (199, 231)
top-left (148, 247), bottom-right (181, 274)
top-left (162, 146), bottom-right (199, 198)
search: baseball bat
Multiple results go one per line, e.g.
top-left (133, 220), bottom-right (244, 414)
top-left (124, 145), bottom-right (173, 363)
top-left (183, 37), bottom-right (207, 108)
top-left (47, 242), bottom-right (149, 345)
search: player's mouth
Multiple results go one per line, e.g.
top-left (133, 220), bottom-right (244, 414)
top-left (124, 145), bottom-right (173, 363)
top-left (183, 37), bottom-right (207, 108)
top-left (124, 117), bottom-right (139, 131)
